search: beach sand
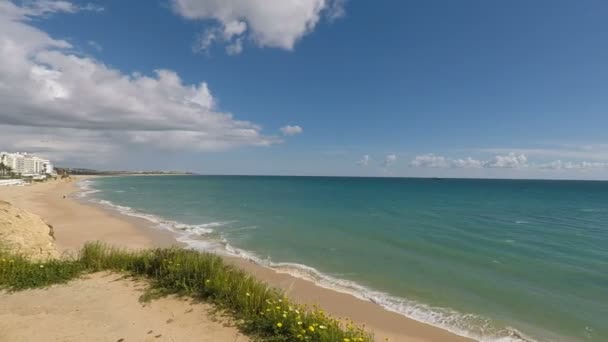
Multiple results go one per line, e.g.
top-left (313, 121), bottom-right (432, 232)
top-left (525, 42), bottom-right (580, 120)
top-left (0, 272), bottom-right (249, 342)
top-left (0, 177), bottom-right (473, 342)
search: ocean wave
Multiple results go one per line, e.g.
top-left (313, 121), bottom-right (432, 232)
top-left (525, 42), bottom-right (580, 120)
top-left (77, 181), bottom-right (537, 342)
top-left (76, 179), bottom-right (101, 198)
top-left (93, 199), bottom-right (226, 238)
top-left (579, 208), bottom-right (603, 213)
top-left (245, 259), bottom-right (535, 342)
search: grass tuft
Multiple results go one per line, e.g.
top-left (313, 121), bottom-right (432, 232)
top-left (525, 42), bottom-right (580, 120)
top-left (0, 242), bottom-right (374, 342)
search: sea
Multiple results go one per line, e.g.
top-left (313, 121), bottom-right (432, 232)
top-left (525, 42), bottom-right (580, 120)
top-left (78, 176), bottom-right (608, 342)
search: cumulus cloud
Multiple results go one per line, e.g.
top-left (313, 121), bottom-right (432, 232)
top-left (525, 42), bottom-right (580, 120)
top-left (410, 154), bottom-right (450, 168)
top-left (174, 0), bottom-right (346, 54)
top-left (410, 153), bottom-right (527, 169)
top-left (484, 153), bottom-right (528, 169)
top-left (383, 154), bottom-right (397, 167)
top-left (0, 1), bottom-right (280, 163)
top-left (409, 152), bottom-right (608, 172)
top-left (280, 125), bottom-right (303, 136)
top-left (451, 157), bottom-right (484, 168)
top-left (480, 145), bottom-right (608, 163)
top-left (540, 160), bottom-right (608, 170)
top-left (0, 0), bottom-right (103, 17)
top-left (357, 154), bottom-right (370, 166)
top-left (0, 125), bottom-right (118, 165)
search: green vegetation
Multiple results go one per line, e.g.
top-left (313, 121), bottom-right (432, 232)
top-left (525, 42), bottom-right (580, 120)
top-left (0, 242), bottom-right (373, 342)
top-left (0, 162), bottom-right (18, 178)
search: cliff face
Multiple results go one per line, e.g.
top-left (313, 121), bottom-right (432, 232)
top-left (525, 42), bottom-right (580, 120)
top-left (0, 200), bottom-right (59, 261)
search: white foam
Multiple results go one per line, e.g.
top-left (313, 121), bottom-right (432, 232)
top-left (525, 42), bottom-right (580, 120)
top-left (76, 179), bottom-right (100, 198)
top-left (93, 198), bottom-right (226, 238)
top-left (580, 208), bottom-right (602, 213)
top-left (257, 261), bottom-right (535, 342)
top-left (76, 181), bottom-right (539, 342)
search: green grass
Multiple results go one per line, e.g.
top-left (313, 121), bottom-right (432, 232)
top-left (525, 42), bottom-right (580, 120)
top-left (0, 242), bottom-right (373, 342)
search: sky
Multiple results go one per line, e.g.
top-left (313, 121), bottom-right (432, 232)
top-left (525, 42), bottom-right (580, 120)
top-left (1, 0), bottom-right (608, 179)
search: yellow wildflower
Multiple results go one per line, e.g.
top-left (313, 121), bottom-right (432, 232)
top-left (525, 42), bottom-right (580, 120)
top-left (308, 326), bottom-right (315, 332)
top-left (276, 322), bottom-right (283, 328)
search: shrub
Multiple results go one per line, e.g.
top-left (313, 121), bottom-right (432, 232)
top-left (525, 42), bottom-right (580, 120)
top-left (0, 242), bottom-right (374, 342)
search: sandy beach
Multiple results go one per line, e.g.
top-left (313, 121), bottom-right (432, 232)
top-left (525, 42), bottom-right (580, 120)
top-left (0, 177), bottom-right (473, 342)
top-left (0, 272), bottom-right (249, 342)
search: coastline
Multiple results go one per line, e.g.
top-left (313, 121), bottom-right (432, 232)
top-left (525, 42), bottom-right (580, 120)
top-left (0, 176), bottom-right (473, 342)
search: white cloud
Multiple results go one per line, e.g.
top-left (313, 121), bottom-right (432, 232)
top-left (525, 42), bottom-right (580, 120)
top-left (451, 157), bottom-right (484, 168)
top-left (480, 144), bottom-right (608, 162)
top-left (225, 37), bottom-right (244, 55)
top-left (280, 125), bottom-right (303, 136)
top-left (540, 160), bottom-right (608, 170)
top-left (410, 154), bottom-right (450, 168)
top-left (1, 0), bottom-right (103, 17)
top-left (484, 153), bottom-right (528, 169)
top-left (383, 154), bottom-right (397, 167)
top-left (0, 125), bottom-right (118, 165)
top-left (409, 152), bottom-right (608, 173)
top-left (357, 154), bottom-right (370, 166)
top-left (327, 0), bottom-right (347, 20)
top-left (0, 1), bottom-right (280, 163)
top-left (87, 40), bottom-right (102, 51)
top-left (410, 153), bottom-right (527, 169)
top-left (174, 0), bottom-right (346, 54)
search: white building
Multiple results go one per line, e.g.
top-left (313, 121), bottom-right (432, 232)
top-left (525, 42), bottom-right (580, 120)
top-left (0, 152), bottom-right (55, 177)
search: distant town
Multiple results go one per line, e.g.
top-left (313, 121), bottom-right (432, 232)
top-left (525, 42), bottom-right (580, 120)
top-left (0, 152), bottom-right (56, 179)
top-left (0, 151), bottom-right (193, 186)
top-left (56, 168), bottom-right (196, 176)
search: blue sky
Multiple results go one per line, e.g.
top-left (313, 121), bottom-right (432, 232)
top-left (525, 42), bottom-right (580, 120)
top-left (1, 0), bottom-right (608, 179)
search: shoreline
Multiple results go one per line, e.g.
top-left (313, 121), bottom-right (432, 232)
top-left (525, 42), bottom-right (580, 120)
top-left (0, 176), bottom-right (473, 342)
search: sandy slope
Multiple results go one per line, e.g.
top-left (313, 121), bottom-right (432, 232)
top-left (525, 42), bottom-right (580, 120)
top-left (0, 272), bottom-right (249, 342)
top-left (0, 200), bottom-right (59, 261)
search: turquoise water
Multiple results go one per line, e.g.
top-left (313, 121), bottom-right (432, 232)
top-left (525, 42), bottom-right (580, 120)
top-left (82, 176), bottom-right (608, 342)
